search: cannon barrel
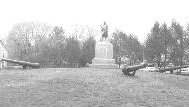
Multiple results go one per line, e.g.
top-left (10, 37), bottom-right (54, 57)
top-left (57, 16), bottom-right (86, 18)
top-left (158, 65), bottom-right (189, 73)
top-left (122, 63), bottom-right (151, 76)
top-left (1, 58), bottom-right (40, 69)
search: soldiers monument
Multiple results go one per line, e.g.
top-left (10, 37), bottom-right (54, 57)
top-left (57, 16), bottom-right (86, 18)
top-left (89, 22), bottom-right (117, 68)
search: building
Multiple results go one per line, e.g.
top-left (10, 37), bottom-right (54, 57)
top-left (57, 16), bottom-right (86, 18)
top-left (0, 40), bottom-right (8, 68)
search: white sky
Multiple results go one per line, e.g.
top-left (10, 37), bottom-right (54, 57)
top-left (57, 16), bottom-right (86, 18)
top-left (0, 0), bottom-right (189, 43)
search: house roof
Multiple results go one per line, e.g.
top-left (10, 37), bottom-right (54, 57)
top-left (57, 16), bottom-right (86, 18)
top-left (0, 40), bottom-right (7, 51)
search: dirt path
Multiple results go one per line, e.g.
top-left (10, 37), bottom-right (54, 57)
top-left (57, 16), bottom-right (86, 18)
top-left (0, 68), bottom-right (189, 107)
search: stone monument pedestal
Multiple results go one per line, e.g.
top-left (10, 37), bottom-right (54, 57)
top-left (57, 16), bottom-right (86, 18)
top-left (89, 41), bottom-right (117, 69)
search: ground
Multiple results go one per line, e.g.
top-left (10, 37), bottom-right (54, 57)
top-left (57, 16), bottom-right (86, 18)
top-left (0, 68), bottom-right (189, 107)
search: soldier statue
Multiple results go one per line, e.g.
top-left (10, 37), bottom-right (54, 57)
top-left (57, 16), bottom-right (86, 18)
top-left (100, 21), bottom-right (108, 41)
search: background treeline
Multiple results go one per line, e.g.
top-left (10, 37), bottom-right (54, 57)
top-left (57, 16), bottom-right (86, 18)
top-left (6, 23), bottom-right (96, 67)
top-left (111, 30), bottom-right (143, 65)
top-left (145, 20), bottom-right (189, 67)
top-left (5, 20), bottom-right (189, 68)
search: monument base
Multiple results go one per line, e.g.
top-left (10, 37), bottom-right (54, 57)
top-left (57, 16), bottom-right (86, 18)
top-left (89, 58), bottom-right (117, 69)
top-left (89, 41), bottom-right (117, 69)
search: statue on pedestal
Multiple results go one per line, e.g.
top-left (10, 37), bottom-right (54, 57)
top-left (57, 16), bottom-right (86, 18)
top-left (100, 21), bottom-right (108, 41)
top-left (89, 21), bottom-right (117, 69)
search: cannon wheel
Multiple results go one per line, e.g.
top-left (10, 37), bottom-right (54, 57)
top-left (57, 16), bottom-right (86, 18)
top-left (128, 70), bottom-right (136, 76)
top-left (122, 69), bottom-right (136, 76)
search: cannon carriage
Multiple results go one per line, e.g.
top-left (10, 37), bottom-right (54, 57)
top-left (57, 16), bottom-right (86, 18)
top-left (158, 65), bottom-right (189, 73)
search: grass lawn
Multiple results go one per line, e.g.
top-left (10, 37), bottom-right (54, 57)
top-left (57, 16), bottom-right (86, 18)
top-left (0, 68), bottom-right (189, 107)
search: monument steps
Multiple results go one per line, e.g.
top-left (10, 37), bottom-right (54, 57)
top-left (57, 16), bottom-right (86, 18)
top-left (92, 58), bottom-right (115, 64)
top-left (89, 63), bottom-right (118, 69)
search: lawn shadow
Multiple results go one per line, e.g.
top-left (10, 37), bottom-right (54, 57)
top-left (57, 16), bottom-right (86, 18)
top-left (120, 73), bottom-right (139, 79)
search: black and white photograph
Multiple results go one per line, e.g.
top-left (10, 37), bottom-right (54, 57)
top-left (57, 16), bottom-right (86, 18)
top-left (0, 0), bottom-right (189, 107)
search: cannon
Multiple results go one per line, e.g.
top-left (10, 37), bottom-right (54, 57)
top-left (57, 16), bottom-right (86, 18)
top-left (158, 65), bottom-right (189, 73)
top-left (122, 63), bottom-right (153, 76)
top-left (1, 58), bottom-right (40, 69)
